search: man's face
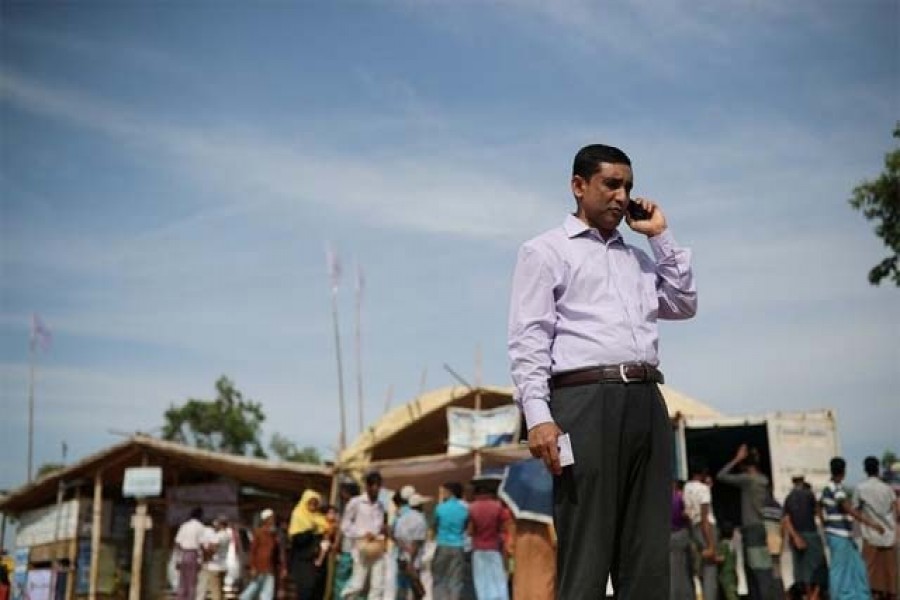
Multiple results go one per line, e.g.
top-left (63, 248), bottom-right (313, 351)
top-left (366, 481), bottom-right (380, 501)
top-left (572, 162), bottom-right (633, 235)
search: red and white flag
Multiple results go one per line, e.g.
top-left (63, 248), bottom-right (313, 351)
top-left (31, 313), bottom-right (52, 352)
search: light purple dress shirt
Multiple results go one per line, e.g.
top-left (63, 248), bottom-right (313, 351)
top-left (508, 214), bottom-right (696, 430)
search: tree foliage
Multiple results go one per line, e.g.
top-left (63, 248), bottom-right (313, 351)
top-left (849, 123), bottom-right (900, 286)
top-left (162, 376), bottom-right (267, 458)
top-left (36, 462), bottom-right (65, 478)
top-left (884, 449), bottom-right (898, 471)
top-left (269, 433), bottom-right (323, 464)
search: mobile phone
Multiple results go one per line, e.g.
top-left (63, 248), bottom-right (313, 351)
top-left (557, 433), bottom-right (575, 467)
top-left (627, 199), bottom-right (651, 221)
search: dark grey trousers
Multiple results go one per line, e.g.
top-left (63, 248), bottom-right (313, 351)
top-left (552, 382), bottom-right (672, 599)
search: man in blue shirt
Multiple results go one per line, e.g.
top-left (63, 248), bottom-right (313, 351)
top-left (432, 482), bottom-right (469, 600)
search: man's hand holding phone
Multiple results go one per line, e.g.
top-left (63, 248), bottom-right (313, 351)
top-left (528, 421), bottom-right (564, 475)
top-left (626, 197), bottom-right (667, 238)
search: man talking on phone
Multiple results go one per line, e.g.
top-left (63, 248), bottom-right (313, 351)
top-left (508, 143), bottom-right (697, 599)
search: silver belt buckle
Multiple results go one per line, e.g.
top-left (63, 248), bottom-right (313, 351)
top-left (619, 363), bottom-right (630, 383)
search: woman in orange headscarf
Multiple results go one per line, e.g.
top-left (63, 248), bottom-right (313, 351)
top-left (288, 490), bottom-right (327, 600)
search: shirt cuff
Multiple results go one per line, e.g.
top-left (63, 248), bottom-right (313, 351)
top-left (522, 398), bottom-right (553, 430)
top-left (648, 228), bottom-right (676, 261)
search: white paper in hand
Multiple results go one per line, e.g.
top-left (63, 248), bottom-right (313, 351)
top-left (557, 433), bottom-right (575, 467)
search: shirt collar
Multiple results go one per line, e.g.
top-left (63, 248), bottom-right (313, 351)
top-left (563, 214), bottom-right (623, 244)
top-left (360, 494), bottom-right (381, 507)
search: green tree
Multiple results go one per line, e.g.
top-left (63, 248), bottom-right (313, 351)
top-left (269, 433), bottom-right (322, 464)
top-left (35, 462), bottom-right (65, 478)
top-left (162, 376), bottom-right (267, 457)
top-left (883, 449), bottom-right (898, 471)
top-left (849, 123), bottom-right (900, 286)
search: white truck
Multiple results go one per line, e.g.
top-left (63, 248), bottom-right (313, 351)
top-left (673, 408), bottom-right (840, 593)
top-left (674, 408), bottom-right (839, 503)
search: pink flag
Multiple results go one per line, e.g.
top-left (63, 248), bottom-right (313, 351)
top-left (31, 313), bottom-right (52, 352)
top-left (325, 243), bottom-right (342, 293)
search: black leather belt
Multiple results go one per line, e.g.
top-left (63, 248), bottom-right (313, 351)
top-left (550, 363), bottom-right (664, 388)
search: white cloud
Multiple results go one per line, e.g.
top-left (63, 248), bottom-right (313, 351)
top-left (1, 69), bottom-right (559, 244)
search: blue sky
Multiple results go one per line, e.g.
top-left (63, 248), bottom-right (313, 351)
top-left (1, 1), bottom-right (898, 497)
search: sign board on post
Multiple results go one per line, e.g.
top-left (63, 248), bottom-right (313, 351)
top-left (122, 467), bottom-right (162, 498)
top-left (446, 406), bottom-right (521, 456)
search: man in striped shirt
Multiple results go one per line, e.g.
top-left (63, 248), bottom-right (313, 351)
top-left (820, 457), bottom-right (885, 599)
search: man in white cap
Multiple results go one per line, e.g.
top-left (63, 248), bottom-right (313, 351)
top-left (400, 485), bottom-right (416, 504)
top-left (241, 509), bottom-right (279, 600)
top-left (395, 493), bottom-right (430, 599)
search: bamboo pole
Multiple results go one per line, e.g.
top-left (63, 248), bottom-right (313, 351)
top-left (354, 263), bottom-right (364, 436)
top-left (26, 336), bottom-right (35, 482)
top-left (331, 287), bottom-right (347, 453)
top-left (382, 384), bottom-right (394, 416)
top-left (474, 345), bottom-right (483, 477)
top-left (89, 471), bottom-right (102, 600)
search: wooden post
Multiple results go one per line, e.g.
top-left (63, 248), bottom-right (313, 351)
top-left (129, 502), bottom-right (150, 600)
top-left (129, 455), bottom-right (151, 600)
top-left (89, 471), bottom-right (103, 600)
top-left (65, 485), bottom-right (81, 600)
top-left (52, 479), bottom-right (66, 597)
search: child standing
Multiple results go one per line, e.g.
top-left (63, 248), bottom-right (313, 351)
top-left (717, 521), bottom-right (739, 600)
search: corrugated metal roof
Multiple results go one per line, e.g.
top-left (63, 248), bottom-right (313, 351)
top-left (0, 435), bottom-right (332, 513)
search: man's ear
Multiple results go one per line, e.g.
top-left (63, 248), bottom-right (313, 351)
top-left (571, 175), bottom-right (585, 200)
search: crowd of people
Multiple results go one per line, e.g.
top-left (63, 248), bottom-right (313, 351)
top-left (670, 447), bottom-right (899, 600)
top-left (168, 446), bottom-right (898, 600)
top-left (171, 470), bottom-right (556, 600)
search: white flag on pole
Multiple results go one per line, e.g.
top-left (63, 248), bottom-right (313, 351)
top-left (31, 313), bottom-right (52, 352)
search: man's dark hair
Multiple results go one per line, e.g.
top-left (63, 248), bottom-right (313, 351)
top-left (864, 456), bottom-right (880, 477)
top-left (473, 481), bottom-right (493, 496)
top-left (830, 457), bottom-right (846, 478)
top-left (365, 471), bottom-right (382, 486)
top-left (572, 144), bottom-right (631, 181)
top-left (443, 482), bottom-right (463, 499)
top-left (190, 507), bottom-right (203, 521)
top-left (743, 447), bottom-right (761, 469)
top-left (688, 458), bottom-right (709, 478)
